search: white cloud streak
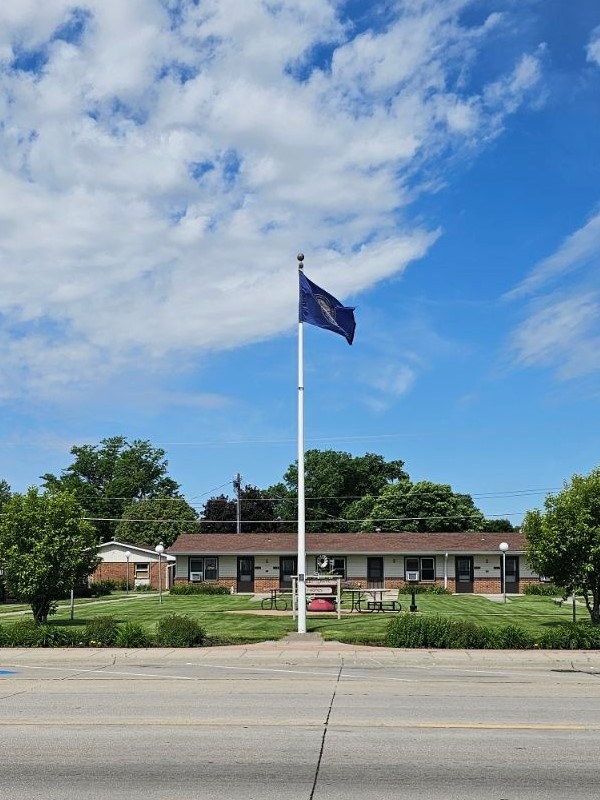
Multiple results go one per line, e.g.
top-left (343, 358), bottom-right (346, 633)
top-left (508, 292), bottom-right (600, 380)
top-left (0, 0), bottom-right (544, 399)
top-left (587, 25), bottom-right (600, 66)
top-left (506, 210), bottom-right (600, 300)
top-left (505, 209), bottom-right (600, 381)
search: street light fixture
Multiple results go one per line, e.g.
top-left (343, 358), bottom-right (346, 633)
top-left (155, 543), bottom-right (165, 604)
top-left (124, 550), bottom-right (131, 595)
top-left (499, 541), bottom-right (509, 604)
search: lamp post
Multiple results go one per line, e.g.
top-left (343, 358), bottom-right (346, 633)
top-left (499, 542), bottom-right (509, 603)
top-left (124, 550), bottom-right (131, 595)
top-left (155, 543), bottom-right (164, 604)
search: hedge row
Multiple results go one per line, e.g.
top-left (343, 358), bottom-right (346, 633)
top-left (0, 614), bottom-right (206, 648)
top-left (523, 583), bottom-right (565, 597)
top-left (169, 583), bottom-right (231, 595)
top-left (385, 614), bottom-right (600, 650)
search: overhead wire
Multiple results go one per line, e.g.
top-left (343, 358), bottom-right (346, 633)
top-left (83, 510), bottom-right (526, 524)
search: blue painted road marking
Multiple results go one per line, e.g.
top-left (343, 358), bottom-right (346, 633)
top-left (0, 669), bottom-right (17, 675)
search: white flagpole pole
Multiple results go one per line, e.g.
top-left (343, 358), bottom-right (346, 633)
top-left (297, 252), bottom-right (307, 634)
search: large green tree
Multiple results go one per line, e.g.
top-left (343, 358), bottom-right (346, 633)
top-left (524, 468), bottom-right (600, 625)
top-left (480, 518), bottom-right (515, 532)
top-left (270, 450), bottom-right (409, 532)
top-left (115, 496), bottom-right (198, 548)
top-left (0, 488), bottom-right (99, 623)
top-left (346, 480), bottom-right (486, 532)
top-left (201, 486), bottom-right (279, 533)
top-left (0, 479), bottom-right (10, 510)
top-left (41, 436), bottom-right (181, 541)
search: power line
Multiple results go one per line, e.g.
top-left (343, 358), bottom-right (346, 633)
top-left (83, 510), bottom-right (526, 524)
top-left (73, 486), bottom-right (559, 506)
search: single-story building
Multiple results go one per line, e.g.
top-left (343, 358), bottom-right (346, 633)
top-left (93, 540), bottom-right (176, 590)
top-left (167, 531), bottom-right (538, 594)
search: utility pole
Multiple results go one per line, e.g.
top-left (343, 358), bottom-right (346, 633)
top-left (233, 473), bottom-right (242, 534)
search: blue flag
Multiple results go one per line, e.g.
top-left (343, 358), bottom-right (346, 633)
top-left (299, 272), bottom-right (356, 345)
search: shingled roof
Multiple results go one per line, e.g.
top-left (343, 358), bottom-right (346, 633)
top-left (168, 531), bottom-right (526, 555)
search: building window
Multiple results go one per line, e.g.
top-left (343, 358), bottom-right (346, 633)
top-left (404, 556), bottom-right (436, 582)
top-left (315, 556), bottom-right (346, 578)
top-left (189, 557), bottom-right (219, 582)
top-left (135, 563), bottom-right (149, 579)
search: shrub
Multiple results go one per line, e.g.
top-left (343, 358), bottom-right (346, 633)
top-left (115, 622), bottom-right (151, 648)
top-left (155, 614), bottom-right (206, 647)
top-left (135, 583), bottom-right (153, 592)
top-left (4, 620), bottom-right (44, 647)
top-left (386, 615), bottom-right (451, 648)
top-left (537, 624), bottom-right (600, 650)
top-left (446, 619), bottom-right (492, 648)
top-left (84, 615), bottom-right (118, 646)
top-left (2, 620), bottom-right (73, 647)
top-left (170, 583), bottom-right (230, 595)
top-left (404, 585), bottom-right (451, 595)
top-left (386, 614), bottom-right (535, 649)
top-left (493, 623), bottom-right (535, 649)
top-left (524, 583), bottom-right (564, 597)
top-left (61, 628), bottom-right (90, 647)
top-left (89, 580), bottom-right (117, 597)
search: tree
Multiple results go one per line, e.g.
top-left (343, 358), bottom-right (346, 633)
top-left (523, 468), bottom-right (600, 625)
top-left (0, 479), bottom-right (10, 511)
top-left (115, 496), bottom-right (198, 548)
top-left (0, 488), bottom-right (99, 624)
top-left (271, 450), bottom-right (409, 532)
top-left (41, 436), bottom-right (181, 541)
top-left (201, 486), bottom-right (279, 533)
top-left (480, 518), bottom-right (515, 532)
top-left (346, 480), bottom-right (486, 532)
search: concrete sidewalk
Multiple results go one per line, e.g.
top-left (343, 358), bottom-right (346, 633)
top-left (1, 634), bottom-right (600, 672)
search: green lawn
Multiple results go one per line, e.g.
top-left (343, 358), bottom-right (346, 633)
top-left (0, 592), bottom-right (160, 617)
top-left (7, 591), bottom-right (576, 645)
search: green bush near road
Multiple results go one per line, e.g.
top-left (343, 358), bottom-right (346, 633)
top-left (115, 621), bottom-right (152, 648)
top-left (536, 624), bottom-right (600, 649)
top-left (385, 614), bottom-right (535, 649)
top-left (85, 616), bottom-right (119, 647)
top-left (155, 614), bottom-right (206, 647)
top-left (0, 620), bottom-right (87, 647)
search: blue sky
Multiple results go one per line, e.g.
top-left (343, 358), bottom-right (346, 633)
top-left (0, 0), bottom-right (600, 525)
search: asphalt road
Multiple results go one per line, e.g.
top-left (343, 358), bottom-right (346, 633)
top-left (0, 643), bottom-right (599, 799)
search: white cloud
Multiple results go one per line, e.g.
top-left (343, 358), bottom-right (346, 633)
top-left (504, 210), bottom-right (600, 381)
top-left (505, 210), bottom-right (600, 300)
top-left (0, 0), bottom-right (545, 399)
top-left (373, 364), bottom-right (417, 397)
top-left (587, 25), bottom-right (600, 67)
top-left (508, 292), bottom-right (600, 380)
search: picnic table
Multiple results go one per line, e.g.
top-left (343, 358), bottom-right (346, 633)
top-left (260, 588), bottom-right (288, 611)
top-left (346, 588), bottom-right (365, 613)
top-left (360, 588), bottom-right (401, 613)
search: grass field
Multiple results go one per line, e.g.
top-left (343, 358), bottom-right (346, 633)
top-left (0, 591), bottom-right (577, 645)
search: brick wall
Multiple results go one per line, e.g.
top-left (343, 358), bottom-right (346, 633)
top-left (92, 561), bottom-right (171, 590)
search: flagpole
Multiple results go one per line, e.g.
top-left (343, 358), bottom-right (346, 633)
top-left (297, 252), bottom-right (307, 634)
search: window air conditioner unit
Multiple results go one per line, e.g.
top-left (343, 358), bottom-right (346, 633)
top-left (406, 571), bottom-right (420, 582)
top-left (190, 572), bottom-right (202, 582)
